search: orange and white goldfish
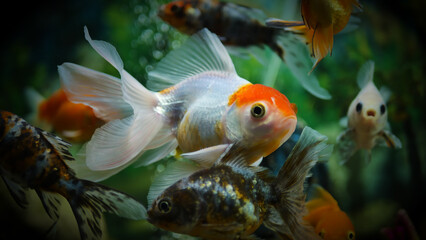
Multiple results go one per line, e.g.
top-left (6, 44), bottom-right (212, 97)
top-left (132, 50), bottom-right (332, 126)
top-left (158, 0), bottom-right (332, 100)
top-left (59, 27), bottom-right (297, 182)
top-left (30, 88), bottom-right (104, 143)
top-left (147, 126), bottom-right (331, 240)
top-left (0, 110), bottom-right (146, 240)
top-left (304, 185), bottom-right (355, 240)
top-left (266, 0), bottom-right (362, 72)
top-left (336, 61), bottom-right (401, 164)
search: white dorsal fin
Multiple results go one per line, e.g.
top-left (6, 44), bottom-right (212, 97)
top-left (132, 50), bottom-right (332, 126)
top-left (357, 60), bottom-right (375, 89)
top-left (84, 26), bottom-right (123, 73)
top-left (147, 28), bottom-right (238, 91)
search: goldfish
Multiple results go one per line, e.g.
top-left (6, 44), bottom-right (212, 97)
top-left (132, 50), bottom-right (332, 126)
top-left (336, 61), bottom-right (401, 164)
top-left (58, 27), bottom-right (297, 182)
top-left (266, 0), bottom-right (362, 72)
top-left (158, 0), bottom-right (332, 100)
top-left (28, 88), bottom-right (104, 143)
top-left (158, 0), bottom-right (288, 58)
top-left (303, 185), bottom-right (355, 240)
top-left (0, 110), bottom-right (147, 240)
top-left (147, 126), bottom-right (332, 240)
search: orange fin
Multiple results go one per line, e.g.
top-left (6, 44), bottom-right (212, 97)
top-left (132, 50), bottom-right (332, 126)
top-left (306, 184), bottom-right (338, 212)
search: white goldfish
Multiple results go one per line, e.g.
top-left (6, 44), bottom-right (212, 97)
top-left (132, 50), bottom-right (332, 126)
top-left (59, 27), bottom-right (297, 181)
top-left (336, 60), bottom-right (402, 164)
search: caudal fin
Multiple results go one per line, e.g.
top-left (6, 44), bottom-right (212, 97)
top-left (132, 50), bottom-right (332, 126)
top-left (62, 27), bottom-right (172, 172)
top-left (68, 179), bottom-right (147, 240)
top-left (274, 126), bottom-right (332, 240)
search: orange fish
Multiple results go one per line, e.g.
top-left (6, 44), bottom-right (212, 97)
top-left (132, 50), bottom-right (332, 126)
top-left (36, 88), bottom-right (104, 143)
top-left (303, 185), bottom-right (355, 240)
top-left (0, 110), bottom-right (146, 240)
top-left (267, 0), bottom-right (362, 72)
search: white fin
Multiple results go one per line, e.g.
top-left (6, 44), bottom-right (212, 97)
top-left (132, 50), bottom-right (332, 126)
top-left (181, 144), bottom-right (231, 168)
top-left (75, 27), bottom-right (169, 172)
top-left (357, 60), bottom-right (375, 89)
top-left (339, 116), bottom-right (348, 128)
top-left (276, 33), bottom-right (332, 100)
top-left (67, 144), bottom-right (131, 182)
top-left (336, 129), bottom-right (358, 165)
top-left (58, 63), bottom-right (132, 121)
top-left (133, 139), bottom-right (178, 167)
top-left (379, 86), bottom-right (392, 103)
top-left (147, 160), bottom-right (202, 207)
top-left (147, 28), bottom-right (238, 91)
top-left (85, 113), bottom-right (163, 170)
top-left (377, 130), bottom-right (402, 149)
top-left (83, 26), bottom-right (123, 72)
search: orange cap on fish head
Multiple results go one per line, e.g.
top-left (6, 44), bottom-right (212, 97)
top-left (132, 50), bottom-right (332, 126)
top-left (227, 84), bottom-right (298, 158)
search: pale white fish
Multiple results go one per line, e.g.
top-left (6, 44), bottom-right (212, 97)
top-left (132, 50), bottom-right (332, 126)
top-left (59, 27), bottom-right (297, 182)
top-left (336, 60), bottom-right (402, 164)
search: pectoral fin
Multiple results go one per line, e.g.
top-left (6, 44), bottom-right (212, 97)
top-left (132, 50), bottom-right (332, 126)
top-left (336, 129), bottom-right (358, 165)
top-left (378, 130), bottom-right (402, 149)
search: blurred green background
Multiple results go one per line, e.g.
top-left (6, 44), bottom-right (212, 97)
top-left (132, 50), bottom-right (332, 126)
top-left (0, 0), bottom-right (425, 239)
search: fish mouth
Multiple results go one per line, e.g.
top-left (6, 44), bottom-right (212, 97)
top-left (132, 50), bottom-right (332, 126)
top-left (366, 110), bottom-right (376, 117)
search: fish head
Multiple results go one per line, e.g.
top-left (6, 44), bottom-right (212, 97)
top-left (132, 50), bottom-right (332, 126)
top-left (316, 210), bottom-right (355, 240)
top-left (347, 82), bottom-right (387, 133)
top-left (226, 84), bottom-right (297, 157)
top-left (158, 0), bottom-right (201, 35)
top-left (147, 183), bottom-right (204, 234)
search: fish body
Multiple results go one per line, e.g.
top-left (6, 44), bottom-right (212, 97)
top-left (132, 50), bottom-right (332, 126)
top-left (148, 126), bottom-right (332, 240)
top-left (59, 27), bottom-right (297, 181)
top-left (36, 88), bottom-right (104, 143)
top-left (304, 185), bottom-right (355, 240)
top-left (266, 0), bottom-right (361, 71)
top-left (336, 61), bottom-right (401, 164)
top-left (0, 110), bottom-right (146, 240)
top-left (158, 0), bottom-right (285, 58)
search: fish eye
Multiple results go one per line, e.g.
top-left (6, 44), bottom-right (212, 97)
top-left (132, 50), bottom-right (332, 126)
top-left (318, 230), bottom-right (325, 239)
top-left (356, 102), bottom-right (362, 113)
top-left (380, 104), bottom-right (386, 115)
top-left (347, 231), bottom-right (355, 240)
top-left (170, 4), bottom-right (178, 12)
top-left (158, 199), bottom-right (172, 213)
top-left (251, 103), bottom-right (266, 118)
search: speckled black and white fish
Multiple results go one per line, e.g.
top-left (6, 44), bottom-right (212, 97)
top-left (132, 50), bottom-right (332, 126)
top-left (0, 110), bottom-right (147, 240)
top-left (147, 126), bottom-right (332, 240)
top-left (336, 61), bottom-right (402, 164)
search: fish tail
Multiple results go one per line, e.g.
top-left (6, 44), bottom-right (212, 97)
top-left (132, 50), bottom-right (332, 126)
top-left (61, 27), bottom-right (173, 174)
top-left (66, 178), bottom-right (147, 240)
top-left (273, 126), bottom-right (332, 240)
